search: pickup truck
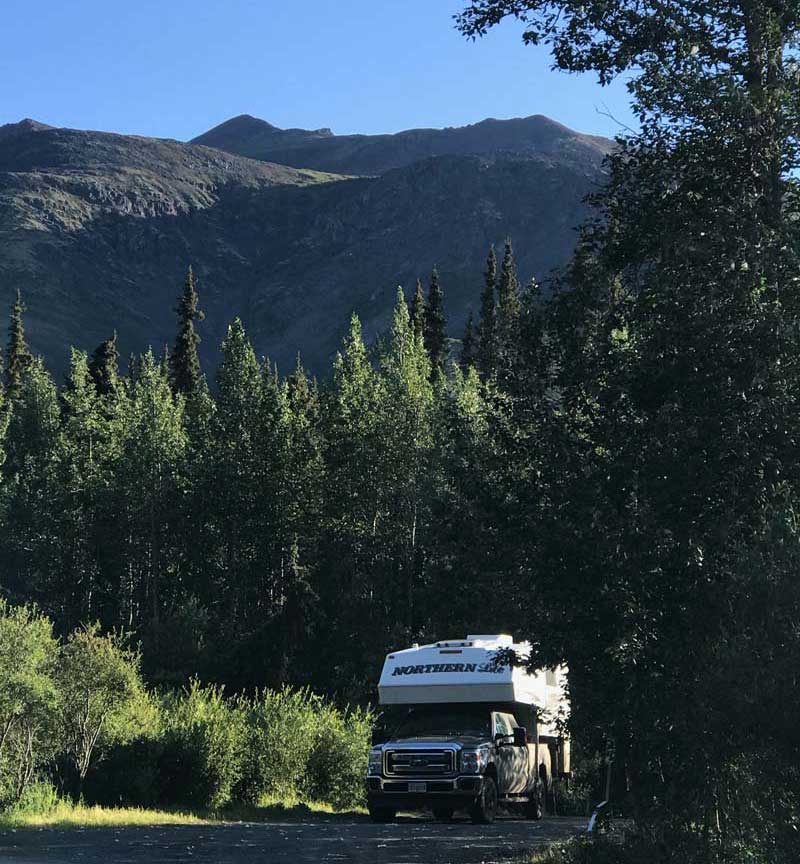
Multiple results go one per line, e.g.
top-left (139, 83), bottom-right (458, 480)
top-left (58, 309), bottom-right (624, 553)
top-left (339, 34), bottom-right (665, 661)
top-left (366, 702), bottom-right (547, 823)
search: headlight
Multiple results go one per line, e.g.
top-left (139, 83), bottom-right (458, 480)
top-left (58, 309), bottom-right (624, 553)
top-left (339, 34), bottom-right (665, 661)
top-left (460, 748), bottom-right (489, 774)
top-left (367, 748), bottom-right (383, 776)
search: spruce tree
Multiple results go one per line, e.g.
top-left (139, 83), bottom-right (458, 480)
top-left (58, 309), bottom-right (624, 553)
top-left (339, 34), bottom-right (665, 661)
top-left (88, 333), bottom-right (119, 396)
top-left (497, 238), bottom-right (521, 324)
top-left (496, 239), bottom-right (521, 375)
top-left (410, 279), bottom-right (425, 344)
top-left (1, 357), bottom-right (61, 600)
top-left (56, 350), bottom-right (113, 624)
top-left (460, 312), bottom-right (478, 371)
top-left (116, 350), bottom-right (187, 636)
top-left (285, 355), bottom-right (324, 581)
top-left (423, 267), bottom-right (446, 374)
top-left (212, 319), bottom-right (270, 622)
top-left (170, 266), bottom-right (205, 396)
top-left (0, 375), bottom-right (7, 476)
top-left (6, 290), bottom-right (33, 400)
top-left (478, 246), bottom-right (497, 377)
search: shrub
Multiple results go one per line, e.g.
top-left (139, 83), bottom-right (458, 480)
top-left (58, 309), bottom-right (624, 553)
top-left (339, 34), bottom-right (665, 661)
top-left (4, 778), bottom-right (60, 819)
top-left (306, 704), bottom-right (373, 810)
top-left (83, 735), bottom-right (164, 808)
top-left (158, 680), bottom-right (247, 810)
top-left (57, 625), bottom-right (152, 799)
top-left (237, 688), bottom-right (319, 804)
top-left (0, 602), bottom-right (60, 808)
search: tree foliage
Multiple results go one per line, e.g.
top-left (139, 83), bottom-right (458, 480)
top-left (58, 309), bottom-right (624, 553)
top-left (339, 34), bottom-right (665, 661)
top-left (478, 245), bottom-right (497, 377)
top-left (423, 268), bottom-right (447, 375)
top-left (5, 291), bottom-right (32, 402)
top-left (169, 266), bottom-right (205, 397)
top-left (57, 624), bottom-right (148, 793)
top-left (459, 1), bottom-right (800, 859)
top-left (0, 601), bottom-right (59, 806)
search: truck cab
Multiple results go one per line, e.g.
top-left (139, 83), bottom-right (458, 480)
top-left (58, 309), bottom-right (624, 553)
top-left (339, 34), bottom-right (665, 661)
top-left (366, 634), bottom-right (569, 824)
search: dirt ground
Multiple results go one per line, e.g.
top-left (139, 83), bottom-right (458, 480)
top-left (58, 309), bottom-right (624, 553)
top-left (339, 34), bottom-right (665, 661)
top-left (0, 815), bottom-right (586, 864)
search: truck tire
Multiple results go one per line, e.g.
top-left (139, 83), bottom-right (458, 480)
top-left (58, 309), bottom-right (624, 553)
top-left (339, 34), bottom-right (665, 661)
top-left (368, 805), bottom-right (396, 823)
top-left (432, 807), bottom-right (454, 821)
top-left (524, 797), bottom-right (543, 820)
top-left (470, 776), bottom-right (499, 824)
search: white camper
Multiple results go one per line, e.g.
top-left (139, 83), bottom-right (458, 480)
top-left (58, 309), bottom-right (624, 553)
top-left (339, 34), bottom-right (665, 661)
top-left (366, 634), bottom-right (570, 824)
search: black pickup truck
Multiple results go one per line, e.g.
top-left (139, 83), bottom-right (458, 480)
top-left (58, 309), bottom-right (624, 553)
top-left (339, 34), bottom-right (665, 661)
top-left (366, 702), bottom-right (552, 823)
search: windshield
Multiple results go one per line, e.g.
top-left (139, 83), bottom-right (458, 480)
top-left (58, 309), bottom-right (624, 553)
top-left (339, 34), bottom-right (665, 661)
top-left (393, 705), bottom-right (491, 739)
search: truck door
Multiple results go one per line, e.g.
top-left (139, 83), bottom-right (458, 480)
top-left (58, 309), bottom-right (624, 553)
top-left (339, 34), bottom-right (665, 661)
top-left (492, 712), bottom-right (528, 795)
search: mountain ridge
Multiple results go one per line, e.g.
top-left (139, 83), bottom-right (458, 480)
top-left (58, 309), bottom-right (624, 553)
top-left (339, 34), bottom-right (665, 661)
top-left (191, 112), bottom-right (612, 176)
top-left (0, 113), bottom-right (609, 375)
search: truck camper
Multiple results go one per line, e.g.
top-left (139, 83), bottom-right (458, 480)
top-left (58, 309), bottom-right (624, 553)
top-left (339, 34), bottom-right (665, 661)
top-left (367, 634), bottom-right (569, 824)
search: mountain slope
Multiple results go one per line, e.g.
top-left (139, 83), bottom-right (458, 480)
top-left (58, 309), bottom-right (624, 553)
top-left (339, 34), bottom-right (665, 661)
top-left (0, 116), bottom-right (608, 376)
top-left (0, 123), bottom-right (341, 230)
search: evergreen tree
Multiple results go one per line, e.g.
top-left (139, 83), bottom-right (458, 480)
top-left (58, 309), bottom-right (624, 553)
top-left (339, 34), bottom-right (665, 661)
top-left (5, 290), bottom-right (33, 400)
top-left (0, 340), bottom-right (7, 477)
top-left (209, 319), bottom-right (277, 642)
top-left (283, 355), bottom-right (324, 655)
top-left (496, 239), bottom-right (521, 377)
top-left (169, 266), bottom-right (205, 396)
top-left (497, 239), bottom-right (521, 322)
top-left (318, 315), bottom-right (390, 691)
top-left (460, 312), bottom-right (477, 371)
top-left (410, 279), bottom-right (425, 344)
top-left (113, 351), bottom-right (186, 639)
top-left (423, 267), bottom-right (446, 374)
top-left (52, 350), bottom-right (117, 626)
top-left (88, 333), bottom-right (119, 396)
top-left (0, 384), bottom-right (7, 479)
top-left (477, 246), bottom-right (497, 377)
top-left (286, 354), bottom-right (323, 531)
top-left (0, 358), bottom-right (62, 604)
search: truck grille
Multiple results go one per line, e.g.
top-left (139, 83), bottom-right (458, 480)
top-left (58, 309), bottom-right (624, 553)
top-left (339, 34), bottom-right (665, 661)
top-left (385, 749), bottom-right (455, 777)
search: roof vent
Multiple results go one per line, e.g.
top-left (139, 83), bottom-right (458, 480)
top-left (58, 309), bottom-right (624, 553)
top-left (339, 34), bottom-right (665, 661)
top-left (467, 634), bottom-right (514, 646)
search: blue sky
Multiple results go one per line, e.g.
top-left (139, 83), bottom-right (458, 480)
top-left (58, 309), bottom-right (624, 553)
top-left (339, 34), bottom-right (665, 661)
top-left (1, 0), bottom-right (636, 140)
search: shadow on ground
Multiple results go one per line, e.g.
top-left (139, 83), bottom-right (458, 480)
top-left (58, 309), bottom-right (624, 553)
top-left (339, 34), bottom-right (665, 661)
top-left (0, 815), bottom-right (586, 864)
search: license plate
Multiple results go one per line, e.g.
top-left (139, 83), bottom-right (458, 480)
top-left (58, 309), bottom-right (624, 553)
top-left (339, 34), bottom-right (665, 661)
top-left (409, 782), bottom-right (427, 793)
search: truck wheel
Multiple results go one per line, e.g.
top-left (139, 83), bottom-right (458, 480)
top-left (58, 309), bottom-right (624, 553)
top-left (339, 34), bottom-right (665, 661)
top-left (368, 805), bottom-right (396, 823)
top-left (432, 807), bottom-right (454, 821)
top-left (470, 776), bottom-right (499, 824)
top-left (524, 797), bottom-right (543, 820)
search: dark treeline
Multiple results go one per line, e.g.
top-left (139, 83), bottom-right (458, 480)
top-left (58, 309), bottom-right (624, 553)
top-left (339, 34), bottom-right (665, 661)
top-left (0, 249), bottom-right (534, 701)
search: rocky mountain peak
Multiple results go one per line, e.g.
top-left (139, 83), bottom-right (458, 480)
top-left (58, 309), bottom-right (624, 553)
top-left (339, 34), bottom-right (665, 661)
top-left (0, 118), bottom-right (54, 141)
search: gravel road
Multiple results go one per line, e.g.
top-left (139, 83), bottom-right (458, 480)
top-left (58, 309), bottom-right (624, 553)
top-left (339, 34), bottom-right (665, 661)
top-left (0, 815), bottom-right (585, 864)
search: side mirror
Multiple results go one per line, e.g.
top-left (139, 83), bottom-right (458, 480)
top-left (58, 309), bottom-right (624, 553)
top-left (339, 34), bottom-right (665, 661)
top-left (513, 727), bottom-right (527, 747)
top-left (371, 729), bottom-right (386, 746)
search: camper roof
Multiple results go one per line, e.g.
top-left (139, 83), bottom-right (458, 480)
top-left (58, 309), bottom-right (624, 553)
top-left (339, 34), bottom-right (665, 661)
top-left (378, 634), bottom-right (565, 718)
